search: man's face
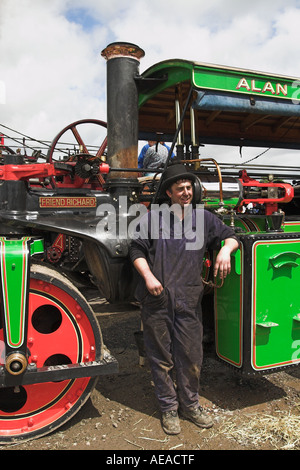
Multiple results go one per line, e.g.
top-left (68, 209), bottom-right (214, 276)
top-left (166, 179), bottom-right (193, 208)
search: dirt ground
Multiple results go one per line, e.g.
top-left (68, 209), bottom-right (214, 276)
top-left (2, 288), bottom-right (300, 452)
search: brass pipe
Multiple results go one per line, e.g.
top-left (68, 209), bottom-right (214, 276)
top-left (190, 106), bottom-right (196, 146)
top-left (175, 98), bottom-right (183, 145)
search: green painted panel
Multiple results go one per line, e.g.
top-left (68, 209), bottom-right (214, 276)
top-left (0, 237), bottom-right (30, 348)
top-left (252, 239), bottom-right (300, 370)
top-left (203, 197), bottom-right (239, 209)
top-left (139, 59), bottom-right (299, 106)
top-left (193, 64), bottom-right (295, 100)
top-left (138, 61), bottom-right (193, 107)
top-left (30, 238), bottom-right (44, 256)
top-left (214, 247), bottom-right (243, 367)
top-left (284, 222), bottom-right (300, 233)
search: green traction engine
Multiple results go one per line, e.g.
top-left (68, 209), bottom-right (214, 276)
top-left (0, 41), bottom-right (299, 443)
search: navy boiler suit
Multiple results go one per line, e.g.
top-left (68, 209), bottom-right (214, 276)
top-left (129, 207), bottom-right (237, 413)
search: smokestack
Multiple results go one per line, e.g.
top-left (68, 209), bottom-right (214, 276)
top-left (101, 42), bottom-right (145, 180)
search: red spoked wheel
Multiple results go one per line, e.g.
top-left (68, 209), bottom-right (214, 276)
top-left (0, 263), bottom-right (102, 443)
top-left (46, 119), bottom-right (107, 163)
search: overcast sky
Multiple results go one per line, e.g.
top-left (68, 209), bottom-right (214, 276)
top-left (1, 0), bottom-right (300, 164)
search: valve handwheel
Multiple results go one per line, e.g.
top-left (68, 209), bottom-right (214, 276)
top-left (46, 119), bottom-right (107, 163)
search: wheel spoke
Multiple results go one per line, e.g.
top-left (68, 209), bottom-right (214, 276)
top-left (96, 136), bottom-right (107, 159)
top-left (71, 126), bottom-right (88, 154)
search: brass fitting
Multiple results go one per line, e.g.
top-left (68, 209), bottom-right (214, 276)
top-left (5, 353), bottom-right (28, 375)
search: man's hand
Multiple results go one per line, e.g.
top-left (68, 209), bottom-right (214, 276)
top-left (133, 257), bottom-right (163, 296)
top-left (214, 238), bottom-right (239, 279)
top-left (145, 274), bottom-right (163, 296)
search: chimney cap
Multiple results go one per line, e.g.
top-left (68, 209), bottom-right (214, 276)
top-left (101, 42), bottom-right (145, 61)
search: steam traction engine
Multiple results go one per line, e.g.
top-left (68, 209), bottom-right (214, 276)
top-left (0, 42), bottom-right (299, 442)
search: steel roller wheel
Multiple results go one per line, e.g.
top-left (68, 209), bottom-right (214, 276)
top-left (0, 263), bottom-right (102, 443)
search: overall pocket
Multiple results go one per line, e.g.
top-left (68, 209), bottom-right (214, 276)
top-left (143, 288), bottom-right (168, 309)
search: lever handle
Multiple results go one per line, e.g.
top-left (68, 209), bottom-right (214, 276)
top-left (269, 251), bottom-right (300, 269)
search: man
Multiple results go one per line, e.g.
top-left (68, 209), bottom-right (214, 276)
top-left (138, 140), bottom-right (174, 170)
top-left (129, 164), bottom-right (239, 435)
top-left (142, 143), bottom-right (168, 175)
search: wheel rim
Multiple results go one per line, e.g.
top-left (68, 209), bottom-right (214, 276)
top-left (0, 265), bottom-right (101, 442)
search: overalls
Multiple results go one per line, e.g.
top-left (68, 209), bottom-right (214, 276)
top-left (130, 208), bottom-right (236, 412)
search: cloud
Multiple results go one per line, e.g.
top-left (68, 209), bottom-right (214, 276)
top-left (0, 0), bottom-right (107, 143)
top-left (1, 0), bottom-right (300, 166)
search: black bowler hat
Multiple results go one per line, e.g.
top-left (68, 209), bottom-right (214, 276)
top-left (160, 164), bottom-right (196, 194)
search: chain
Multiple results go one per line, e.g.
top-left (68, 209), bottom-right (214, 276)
top-left (201, 277), bottom-right (224, 289)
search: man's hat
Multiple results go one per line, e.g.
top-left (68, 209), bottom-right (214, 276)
top-left (160, 164), bottom-right (197, 194)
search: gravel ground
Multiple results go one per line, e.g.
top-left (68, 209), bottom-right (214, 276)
top-left (1, 289), bottom-right (300, 452)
